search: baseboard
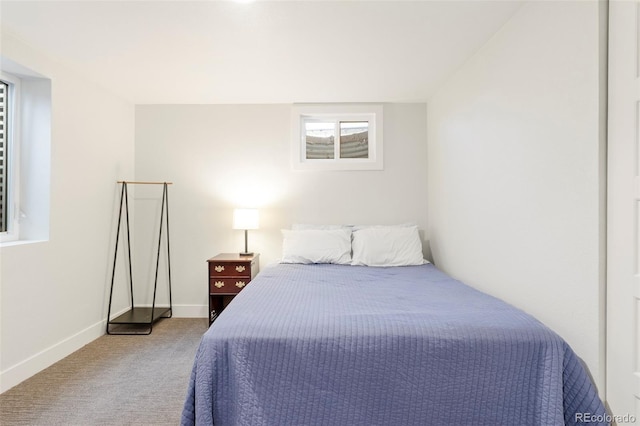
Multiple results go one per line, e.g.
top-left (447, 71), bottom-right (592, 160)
top-left (0, 305), bottom-right (207, 393)
top-left (0, 315), bottom-right (110, 393)
top-left (116, 304), bottom-right (207, 318)
top-left (171, 304), bottom-right (208, 318)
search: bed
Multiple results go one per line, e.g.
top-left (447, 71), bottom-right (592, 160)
top-left (181, 226), bottom-right (607, 426)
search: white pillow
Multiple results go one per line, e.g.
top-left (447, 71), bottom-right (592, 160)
top-left (351, 225), bottom-right (426, 267)
top-left (281, 229), bottom-right (352, 265)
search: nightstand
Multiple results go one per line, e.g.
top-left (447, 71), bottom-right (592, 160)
top-left (207, 253), bottom-right (259, 325)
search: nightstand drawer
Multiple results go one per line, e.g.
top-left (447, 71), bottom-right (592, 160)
top-left (209, 262), bottom-right (252, 277)
top-left (209, 278), bottom-right (250, 294)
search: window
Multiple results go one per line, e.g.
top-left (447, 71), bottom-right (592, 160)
top-left (0, 58), bottom-right (51, 245)
top-left (0, 72), bottom-right (20, 241)
top-left (0, 80), bottom-right (7, 232)
top-left (292, 104), bottom-right (383, 171)
top-left (304, 120), bottom-right (370, 160)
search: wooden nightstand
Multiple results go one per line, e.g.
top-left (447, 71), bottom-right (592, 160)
top-left (207, 253), bottom-right (259, 325)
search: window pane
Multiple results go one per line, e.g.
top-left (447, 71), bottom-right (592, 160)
top-left (0, 81), bottom-right (7, 232)
top-left (340, 121), bottom-right (368, 159)
top-left (305, 121), bottom-right (334, 159)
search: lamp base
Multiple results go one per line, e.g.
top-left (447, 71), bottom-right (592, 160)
top-left (239, 230), bottom-right (253, 257)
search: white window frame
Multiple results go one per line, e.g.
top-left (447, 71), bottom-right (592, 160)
top-left (0, 71), bottom-right (20, 243)
top-left (291, 104), bottom-right (383, 171)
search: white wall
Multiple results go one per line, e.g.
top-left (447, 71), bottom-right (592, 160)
top-left (135, 103), bottom-right (428, 316)
top-left (427, 1), bottom-right (605, 389)
top-left (0, 33), bottom-right (135, 392)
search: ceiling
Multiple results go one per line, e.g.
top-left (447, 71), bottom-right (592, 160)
top-left (0, 1), bottom-right (523, 104)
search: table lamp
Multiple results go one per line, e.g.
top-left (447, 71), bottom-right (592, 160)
top-left (233, 208), bottom-right (259, 256)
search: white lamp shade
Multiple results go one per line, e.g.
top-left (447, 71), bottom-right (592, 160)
top-left (233, 208), bottom-right (259, 230)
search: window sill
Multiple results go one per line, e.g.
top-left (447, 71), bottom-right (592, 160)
top-left (0, 239), bottom-right (47, 248)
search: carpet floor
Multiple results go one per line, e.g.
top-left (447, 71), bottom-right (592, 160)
top-left (0, 318), bottom-right (208, 426)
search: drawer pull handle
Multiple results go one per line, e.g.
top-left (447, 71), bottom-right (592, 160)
top-left (235, 281), bottom-right (246, 288)
top-left (214, 281), bottom-right (225, 288)
top-left (214, 265), bottom-right (225, 273)
top-left (235, 265), bottom-right (246, 273)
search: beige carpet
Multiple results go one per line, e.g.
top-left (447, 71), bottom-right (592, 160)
top-left (0, 318), bottom-right (207, 426)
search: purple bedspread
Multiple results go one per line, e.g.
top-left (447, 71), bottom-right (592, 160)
top-left (181, 263), bottom-right (607, 426)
